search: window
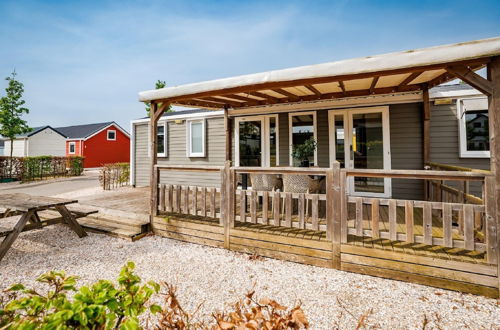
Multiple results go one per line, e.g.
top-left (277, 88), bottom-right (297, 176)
top-left (235, 115), bottom-right (279, 167)
top-left (157, 123), bottom-right (167, 157)
top-left (69, 142), bottom-right (76, 154)
top-left (458, 98), bottom-right (490, 158)
top-left (187, 119), bottom-right (205, 157)
top-left (289, 111), bottom-right (317, 166)
top-left (107, 130), bottom-right (116, 141)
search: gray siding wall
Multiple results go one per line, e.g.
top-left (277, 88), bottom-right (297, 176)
top-left (389, 103), bottom-right (424, 200)
top-left (430, 100), bottom-right (489, 196)
top-left (134, 116), bottom-right (226, 187)
top-left (134, 101), bottom-right (487, 199)
top-left (430, 100), bottom-right (490, 170)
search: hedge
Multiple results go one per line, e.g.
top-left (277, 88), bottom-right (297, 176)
top-left (0, 156), bottom-right (85, 182)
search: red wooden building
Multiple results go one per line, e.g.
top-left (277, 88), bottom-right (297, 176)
top-left (56, 122), bottom-right (130, 168)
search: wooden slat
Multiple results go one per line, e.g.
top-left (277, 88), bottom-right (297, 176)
top-left (340, 171), bottom-right (348, 243)
top-left (298, 193), bottom-right (305, 229)
top-left (174, 185), bottom-right (181, 213)
top-left (371, 198), bottom-right (380, 239)
top-left (159, 184), bottom-right (166, 212)
top-left (405, 200), bottom-right (414, 243)
top-left (210, 187), bottom-right (216, 218)
top-left (464, 204), bottom-right (475, 250)
top-left (262, 191), bottom-right (269, 225)
top-left (183, 186), bottom-right (189, 214)
top-left (443, 202), bottom-right (453, 248)
top-left (273, 191), bottom-right (280, 226)
top-left (250, 191), bottom-right (257, 224)
top-left (355, 197), bottom-right (363, 236)
top-left (423, 203), bottom-right (432, 245)
top-left (240, 190), bottom-right (246, 223)
top-left (311, 194), bottom-right (319, 230)
top-left (285, 193), bottom-right (292, 227)
top-left (191, 187), bottom-right (197, 216)
top-left (166, 185), bottom-right (173, 212)
top-left (201, 187), bottom-right (207, 217)
top-left (484, 175), bottom-right (498, 264)
top-left (389, 199), bottom-right (397, 241)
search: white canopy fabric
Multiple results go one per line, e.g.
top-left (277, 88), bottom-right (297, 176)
top-left (139, 37), bottom-right (500, 103)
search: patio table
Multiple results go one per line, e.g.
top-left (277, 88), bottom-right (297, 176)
top-left (0, 193), bottom-right (94, 262)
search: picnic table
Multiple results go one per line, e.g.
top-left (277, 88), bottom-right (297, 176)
top-left (0, 193), bottom-right (97, 262)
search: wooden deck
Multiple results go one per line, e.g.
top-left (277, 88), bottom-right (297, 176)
top-left (152, 213), bottom-right (498, 298)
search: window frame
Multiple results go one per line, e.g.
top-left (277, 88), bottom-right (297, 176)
top-left (157, 122), bottom-right (167, 157)
top-left (457, 97), bottom-right (490, 158)
top-left (288, 111), bottom-right (318, 166)
top-left (186, 119), bottom-right (206, 157)
top-left (68, 141), bottom-right (76, 155)
top-left (107, 130), bottom-right (116, 141)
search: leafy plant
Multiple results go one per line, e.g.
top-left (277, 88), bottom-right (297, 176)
top-left (145, 80), bottom-right (173, 117)
top-left (0, 262), bottom-right (160, 329)
top-left (291, 137), bottom-right (317, 165)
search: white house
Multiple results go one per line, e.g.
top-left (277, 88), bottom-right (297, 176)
top-left (1, 126), bottom-right (67, 157)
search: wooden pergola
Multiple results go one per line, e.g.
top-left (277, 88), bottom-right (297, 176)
top-left (140, 38), bottom-right (500, 291)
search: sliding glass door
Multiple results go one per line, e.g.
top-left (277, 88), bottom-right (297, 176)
top-left (329, 107), bottom-right (391, 197)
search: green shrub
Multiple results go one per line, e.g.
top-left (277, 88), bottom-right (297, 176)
top-left (68, 156), bottom-right (85, 176)
top-left (0, 262), bottom-right (160, 329)
top-left (100, 162), bottom-right (130, 190)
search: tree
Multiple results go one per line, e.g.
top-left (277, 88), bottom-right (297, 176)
top-left (145, 80), bottom-right (173, 117)
top-left (0, 71), bottom-right (31, 175)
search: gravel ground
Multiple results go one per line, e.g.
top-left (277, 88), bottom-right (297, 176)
top-left (0, 225), bottom-right (498, 329)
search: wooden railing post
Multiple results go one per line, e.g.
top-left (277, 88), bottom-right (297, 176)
top-left (484, 175), bottom-right (498, 265)
top-left (327, 161), bottom-right (341, 269)
top-left (221, 161), bottom-right (233, 249)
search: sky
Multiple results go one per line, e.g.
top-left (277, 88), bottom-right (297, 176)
top-left (0, 0), bottom-right (499, 131)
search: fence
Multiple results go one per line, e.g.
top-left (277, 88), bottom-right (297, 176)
top-left (99, 163), bottom-right (130, 190)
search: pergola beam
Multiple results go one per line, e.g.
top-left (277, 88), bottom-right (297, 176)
top-left (338, 81), bottom-right (346, 96)
top-left (369, 77), bottom-right (379, 94)
top-left (245, 91), bottom-right (280, 103)
top-left (398, 71), bottom-right (423, 88)
top-left (272, 88), bottom-right (299, 101)
top-left (446, 65), bottom-right (493, 96)
top-left (203, 97), bottom-right (243, 107)
top-left (304, 84), bottom-right (322, 97)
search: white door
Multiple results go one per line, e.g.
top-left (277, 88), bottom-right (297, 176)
top-left (329, 106), bottom-right (391, 198)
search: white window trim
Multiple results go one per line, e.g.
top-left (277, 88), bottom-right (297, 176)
top-left (186, 119), bottom-right (206, 157)
top-left (457, 97), bottom-right (490, 158)
top-left (107, 129), bottom-right (116, 141)
top-left (157, 122), bottom-right (167, 157)
top-left (69, 141), bottom-right (76, 155)
top-left (234, 114), bottom-right (279, 167)
top-left (288, 111), bottom-right (317, 166)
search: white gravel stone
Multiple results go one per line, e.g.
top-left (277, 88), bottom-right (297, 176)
top-left (0, 225), bottom-right (498, 329)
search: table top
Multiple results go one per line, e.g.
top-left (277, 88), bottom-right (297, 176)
top-left (0, 193), bottom-right (78, 212)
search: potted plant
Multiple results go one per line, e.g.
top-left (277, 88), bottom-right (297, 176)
top-left (291, 137), bottom-right (317, 167)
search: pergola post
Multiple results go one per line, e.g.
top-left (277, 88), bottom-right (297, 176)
top-left (422, 85), bottom-right (431, 200)
top-left (224, 106), bottom-right (232, 162)
top-left (487, 57), bottom-right (500, 293)
top-left (149, 101), bottom-right (169, 221)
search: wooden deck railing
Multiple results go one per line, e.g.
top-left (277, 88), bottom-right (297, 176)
top-left (154, 162), bottom-right (497, 265)
top-left (425, 162), bottom-right (491, 205)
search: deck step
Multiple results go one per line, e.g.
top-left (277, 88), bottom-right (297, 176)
top-left (78, 218), bottom-right (145, 241)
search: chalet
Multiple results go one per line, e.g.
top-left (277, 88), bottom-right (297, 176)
top-left (56, 122), bottom-right (130, 168)
top-left (135, 37), bottom-right (500, 297)
top-left (1, 126), bottom-right (66, 157)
